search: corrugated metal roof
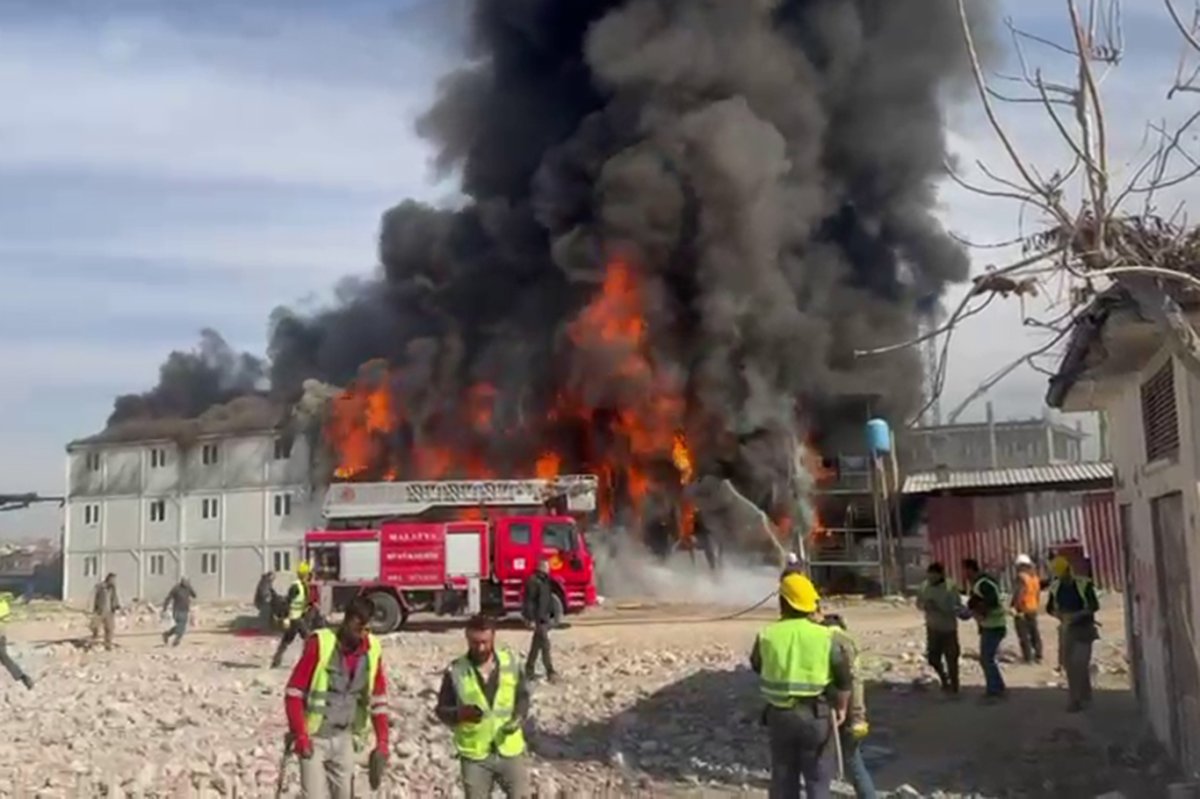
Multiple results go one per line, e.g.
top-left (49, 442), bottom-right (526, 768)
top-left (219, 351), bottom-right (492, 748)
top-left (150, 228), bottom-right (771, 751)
top-left (902, 462), bottom-right (1114, 494)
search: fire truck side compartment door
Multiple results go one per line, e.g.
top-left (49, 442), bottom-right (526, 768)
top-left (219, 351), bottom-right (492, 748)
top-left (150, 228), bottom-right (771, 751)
top-left (340, 541), bottom-right (381, 581)
top-left (445, 529), bottom-right (482, 578)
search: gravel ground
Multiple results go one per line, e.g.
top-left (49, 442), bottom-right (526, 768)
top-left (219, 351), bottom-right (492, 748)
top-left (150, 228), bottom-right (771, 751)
top-left (0, 596), bottom-right (1171, 798)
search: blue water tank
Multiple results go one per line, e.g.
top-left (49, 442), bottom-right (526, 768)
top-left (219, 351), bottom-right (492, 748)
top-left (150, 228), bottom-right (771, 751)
top-left (866, 418), bottom-right (892, 455)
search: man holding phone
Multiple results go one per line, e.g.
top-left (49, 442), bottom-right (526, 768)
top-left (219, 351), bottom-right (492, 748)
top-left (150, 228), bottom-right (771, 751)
top-left (436, 614), bottom-right (532, 798)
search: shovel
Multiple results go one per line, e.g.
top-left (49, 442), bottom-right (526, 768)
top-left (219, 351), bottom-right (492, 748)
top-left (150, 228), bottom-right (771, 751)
top-left (368, 749), bottom-right (386, 791)
top-left (274, 734), bottom-right (294, 799)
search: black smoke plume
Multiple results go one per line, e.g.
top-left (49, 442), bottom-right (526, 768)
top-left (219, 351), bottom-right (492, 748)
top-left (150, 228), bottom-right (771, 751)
top-left (110, 0), bottom-right (990, 548)
top-left (108, 329), bottom-right (264, 426)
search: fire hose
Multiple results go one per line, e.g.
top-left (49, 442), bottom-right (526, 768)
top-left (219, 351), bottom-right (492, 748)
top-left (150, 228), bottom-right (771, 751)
top-left (569, 590), bottom-right (779, 629)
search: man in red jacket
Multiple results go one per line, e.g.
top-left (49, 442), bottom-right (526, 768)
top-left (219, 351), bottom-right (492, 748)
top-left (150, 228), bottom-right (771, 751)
top-left (284, 596), bottom-right (388, 798)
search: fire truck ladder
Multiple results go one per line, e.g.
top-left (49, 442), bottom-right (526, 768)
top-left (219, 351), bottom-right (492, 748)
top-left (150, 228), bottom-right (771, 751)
top-left (322, 476), bottom-right (599, 520)
top-left (0, 493), bottom-right (64, 513)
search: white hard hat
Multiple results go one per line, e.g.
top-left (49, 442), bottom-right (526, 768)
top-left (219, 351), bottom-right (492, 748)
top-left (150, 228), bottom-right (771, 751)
top-left (786, 552), bottom-right (799, 564)
top-left (1015, 553), bottom-right (1033, 567)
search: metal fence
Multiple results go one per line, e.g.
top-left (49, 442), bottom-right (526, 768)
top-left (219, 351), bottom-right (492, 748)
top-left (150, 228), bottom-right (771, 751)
top-left (925, 489), bottom-right (1125, 590)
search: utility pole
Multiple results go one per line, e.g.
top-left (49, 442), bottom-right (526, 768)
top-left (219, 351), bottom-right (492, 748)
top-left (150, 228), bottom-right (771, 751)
top-left (923, 313), bottom-right (943, 427)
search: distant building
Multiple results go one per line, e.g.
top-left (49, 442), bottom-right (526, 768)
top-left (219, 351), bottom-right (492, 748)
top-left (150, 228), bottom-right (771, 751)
top-left (903, 404), bottom-right (1087, 473)
top-left (63, 399), bottom-right (313, 603)
top-left (0, 540), bottom-right (62, 597)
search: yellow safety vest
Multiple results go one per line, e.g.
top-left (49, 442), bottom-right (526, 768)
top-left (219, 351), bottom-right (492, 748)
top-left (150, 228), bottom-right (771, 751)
top-left (757, 617), bottom-right (833, 707)
top-left (289, 580), bottom-right (309, 621)
top-left (302, 629), bottom-right (382, 739)
top-left (449, 649), bottom-right (527, 760)
top-left (0, 592), bottom-right (11, 622)
top-left (971, 575), bottom-right (1007, 629)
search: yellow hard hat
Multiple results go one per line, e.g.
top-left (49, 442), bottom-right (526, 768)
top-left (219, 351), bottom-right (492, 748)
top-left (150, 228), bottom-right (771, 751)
top-left (297, 561), bottom-right (312, 577)
top-left (780, 573), bottom-right (820, 613)
top-left (1050, 556), bottom-right (1071, 578)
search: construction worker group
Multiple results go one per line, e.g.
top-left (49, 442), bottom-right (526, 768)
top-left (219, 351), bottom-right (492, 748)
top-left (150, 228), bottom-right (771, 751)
top-left (916, 551), bottom-right (1100, 710)
top-left (47, 545), bottom-right (1098, 798)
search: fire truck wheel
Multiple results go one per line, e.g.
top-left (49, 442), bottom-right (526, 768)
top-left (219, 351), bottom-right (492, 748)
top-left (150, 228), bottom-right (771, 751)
top-left (366, 590), bottom-right (403, 634)
top-left (549, 593), bottom-right (565, 629)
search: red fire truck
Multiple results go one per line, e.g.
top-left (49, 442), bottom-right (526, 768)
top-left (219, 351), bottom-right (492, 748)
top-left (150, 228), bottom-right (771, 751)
top-left (304, 475), bottom-right (600, 633)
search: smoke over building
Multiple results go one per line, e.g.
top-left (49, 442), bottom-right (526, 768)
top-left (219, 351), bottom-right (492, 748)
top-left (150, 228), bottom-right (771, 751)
top-left (105, 0), bottom-right (989, 555)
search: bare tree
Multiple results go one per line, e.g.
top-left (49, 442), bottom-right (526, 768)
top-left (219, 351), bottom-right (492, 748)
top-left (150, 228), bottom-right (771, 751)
top-left (863, 1), bottom-right (1200, 423)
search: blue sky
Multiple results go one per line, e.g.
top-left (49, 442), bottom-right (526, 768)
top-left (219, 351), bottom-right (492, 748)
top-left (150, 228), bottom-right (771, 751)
top-left (0, 0), bottom-right (1188, 537)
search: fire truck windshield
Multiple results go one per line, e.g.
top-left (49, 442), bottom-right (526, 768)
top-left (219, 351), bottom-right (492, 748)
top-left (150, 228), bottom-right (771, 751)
top-left (543, 521), bottom-right (575, 551)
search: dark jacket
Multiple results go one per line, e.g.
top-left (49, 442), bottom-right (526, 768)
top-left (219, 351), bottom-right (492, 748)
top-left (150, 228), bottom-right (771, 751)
top-left (253, 575), bottom-right (275, 610)
top-left (93, 582), bottom-right (119, 616)
top-left (966, 573), bottom-right (1001, 617)
top-left (1047, 576), bottom-right (1100, 619)
top-left (522, 572), bottom-right (555, 625)
top-left (163, 582), bottom-right (196, 616)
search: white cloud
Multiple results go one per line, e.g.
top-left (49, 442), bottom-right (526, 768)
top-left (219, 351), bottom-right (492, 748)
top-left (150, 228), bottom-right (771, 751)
top-left (0, 24), bottom-right (440, 193)
top-left (0, 219), bottom-right (382, 278)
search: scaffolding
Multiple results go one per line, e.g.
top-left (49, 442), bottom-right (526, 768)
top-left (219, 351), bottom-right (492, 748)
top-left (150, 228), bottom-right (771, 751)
top-left (807, 417), bottom-right (905, 595)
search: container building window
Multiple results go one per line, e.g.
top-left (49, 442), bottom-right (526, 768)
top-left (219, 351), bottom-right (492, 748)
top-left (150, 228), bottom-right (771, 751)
top-left (201, 497), bottom-right (220, 520)
top-left (201, 552), bottom-right (219, 575)
top-left (202, 444), bottom-right (220, 466)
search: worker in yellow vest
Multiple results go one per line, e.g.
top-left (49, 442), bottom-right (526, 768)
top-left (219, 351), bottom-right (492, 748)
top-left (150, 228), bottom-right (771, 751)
top-left (750, 573), bottom-right (852, 799)
top-left (1047, 556), bottom-right (1100, 712)
top-left (962, 558), bottom-right (1008, 702)
top-left (272, 561), bottom-right (317, 669)
top-left (436, 614), bottom-right (531, 799)
top-left (0, 592), bottom-right (33, 690)
top-left (284, 595), bottom-right (388, 798)
top-left (818, 613), bottom-right (877, 799)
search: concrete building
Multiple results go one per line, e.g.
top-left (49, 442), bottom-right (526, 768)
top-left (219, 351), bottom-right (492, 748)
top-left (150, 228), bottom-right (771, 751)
top-left (904, 404), bottom-right (1087, 472)
top-left (63, 404), bottom-right (313, 604)
top-left (1048, 287), bottom-right (1200, 778)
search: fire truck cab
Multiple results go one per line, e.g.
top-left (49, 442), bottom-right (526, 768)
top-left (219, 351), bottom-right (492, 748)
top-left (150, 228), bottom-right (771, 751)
top-left (303, 476), bottom-right (599, 633)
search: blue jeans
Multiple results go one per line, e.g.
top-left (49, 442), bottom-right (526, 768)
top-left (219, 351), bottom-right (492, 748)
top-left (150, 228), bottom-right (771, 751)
top-left (166, 612), bottom-right (189, 645)
top-left (979, 627), bottom-right (1007, 695)
top-left (841, 732), bottom-right (878, 799)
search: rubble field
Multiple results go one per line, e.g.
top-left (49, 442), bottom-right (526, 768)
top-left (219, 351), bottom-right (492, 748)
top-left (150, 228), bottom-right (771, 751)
top-left (0, 596), bottom-right (1165, 798)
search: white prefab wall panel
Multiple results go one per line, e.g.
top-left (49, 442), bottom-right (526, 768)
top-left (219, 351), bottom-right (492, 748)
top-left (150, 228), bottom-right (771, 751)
top-left (143, 446), bottom-right (180, 495)
top-left (224, 491), bottom-right (265, 543)
top-left (68, 501), bottom-right (101, 551)
top-left (144, 499), bottom-right (180, 548)
top-left (103, 498), bottom-right (140, 550)
top-left (104, 447), bottom-right (143, 496)
top-left (143, 550), bottom-right (180, 602)
top-left (225, 548), bottom-right (265, 600)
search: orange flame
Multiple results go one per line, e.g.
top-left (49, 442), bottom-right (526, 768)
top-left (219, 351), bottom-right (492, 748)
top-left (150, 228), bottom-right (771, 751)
top-left (802, 443), bottom-right (831, 540)
top-left (672, 432), bottom-right (694, 485)
top-left (324, 257), bottom-right (702, 547)
top-left (535, 452), bottom-right (561, 479)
